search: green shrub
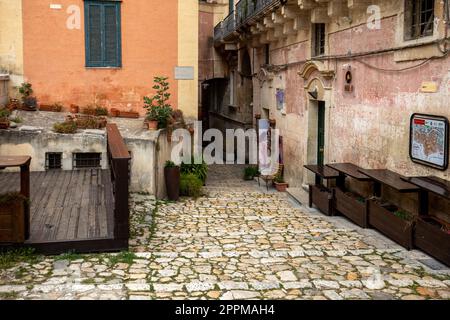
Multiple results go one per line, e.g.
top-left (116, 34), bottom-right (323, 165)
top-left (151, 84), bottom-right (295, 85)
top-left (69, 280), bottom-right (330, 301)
top-left (0, 108), bottom-right (10, 119)
top-left (244, 166), bottom-right (259, 179)
top-left (180, 173), bottom-right (203, 198)
top-left (53, 121), bottom-right (77, 134)
top-left (181, 157), bottom-right (208, 183)
top-left (50, 103), bottom-right (63, 112)
top-left (82, 105), bottom-right (96, 116)
top-left (165, 160), bottom-right (177, 168)
top-left (95, 106), bottom-right (108, 116)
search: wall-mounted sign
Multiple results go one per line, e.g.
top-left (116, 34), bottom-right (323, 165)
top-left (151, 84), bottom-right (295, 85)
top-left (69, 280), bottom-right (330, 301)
top-left (174, 66), bottom-right (194, 80)
top-left (276, 88), bottom-right (285, 110)
top-left (410, 113), bottom-right (449, 170)
top-left (50, 4), bottom-right (62, 9)
top-left (344, 70), bottom-right (354, 92)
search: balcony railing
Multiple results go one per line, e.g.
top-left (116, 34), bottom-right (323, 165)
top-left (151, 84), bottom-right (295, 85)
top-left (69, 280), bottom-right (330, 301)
top-left (214, 0), bottom-right (279, 43)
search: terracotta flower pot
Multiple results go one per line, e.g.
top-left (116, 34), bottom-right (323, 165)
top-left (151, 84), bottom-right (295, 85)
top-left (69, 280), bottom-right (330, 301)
top-left (70, 104), bottom-right (79, 114)
top-left (147, 120), bottom-right (158, 130)
top-left (110, 108), bottom-right (120, 117)
top-left (0, 119), bottom-right (10, 129)
top-left (274, 182), bottom-right (288, 192)
top-left (164, 166), bottom-right (180, 201)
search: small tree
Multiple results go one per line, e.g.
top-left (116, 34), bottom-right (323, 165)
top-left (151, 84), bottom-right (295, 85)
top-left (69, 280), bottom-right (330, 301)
top-left (144, 76), bottom-right (173, 129)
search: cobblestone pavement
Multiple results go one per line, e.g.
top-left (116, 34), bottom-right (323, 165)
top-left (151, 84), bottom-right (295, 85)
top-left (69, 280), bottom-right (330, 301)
top-left (0, 165), bottom-right (449, 300)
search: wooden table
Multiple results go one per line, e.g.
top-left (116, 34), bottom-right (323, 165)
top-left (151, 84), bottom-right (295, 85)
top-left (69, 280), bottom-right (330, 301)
top-left (358, 169), bottom-right (420, 196)
top-left (358, 169), bottom-right (419, 249)
top-left (403, 176), bottom-right (450, 215)
top-left (304, 165), bottom-right (340, 216)
top-left (327, 163), bottom-right (371, 187)
top-left (304, 165), bottom-right (340, 184)
top-left (402, 176), bottom-right (450, 266)
top-left (327, 163), bottom-right (371, 228)
top-left (0, 156), bottom-right (31, 240)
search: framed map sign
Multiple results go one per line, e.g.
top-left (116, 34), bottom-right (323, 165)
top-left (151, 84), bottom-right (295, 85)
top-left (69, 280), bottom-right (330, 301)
top-left (410, 114), bottom-right (449, 170)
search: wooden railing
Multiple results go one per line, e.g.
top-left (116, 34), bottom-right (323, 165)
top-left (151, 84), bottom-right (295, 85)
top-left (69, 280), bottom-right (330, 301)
top-left (106, 124), bottom-right (131, 242)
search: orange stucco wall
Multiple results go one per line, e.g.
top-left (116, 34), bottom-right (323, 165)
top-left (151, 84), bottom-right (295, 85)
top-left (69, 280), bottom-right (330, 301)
top-left (22, 0), bottom-right (178, 114)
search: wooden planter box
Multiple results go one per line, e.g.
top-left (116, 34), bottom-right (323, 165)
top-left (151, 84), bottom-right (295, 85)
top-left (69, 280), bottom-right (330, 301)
top-left (118, 111), bottom-right (139, 119)
top-left (0, 199), bottom-right (25, 243)
top-left (367, 199), bottom-right (413, 249)
top-left (0, 120), bottom-right (10, 129)
top-left (414, 217), bottom-right (450, 266)
top-left (309, 184), bottom-right (334, 216)
top-left (39, 104), bottom-right (61, 112)
top-left (334, 188), bottom-right (368, 228)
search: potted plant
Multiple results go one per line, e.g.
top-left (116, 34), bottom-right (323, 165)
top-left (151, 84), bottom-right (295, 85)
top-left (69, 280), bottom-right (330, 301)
top-left (179, 173), bottom-right (203, 198)
top-left (244, 166), bottom-right (259, 181)
top-left (181, 157), bottom-right (208, 185)
top-left (18, 82), bottom-right (37, 111)
top-left (0, 192), bottom-right (27, 243)
top-left (274, 174), bottom-right (289, 192)
top-left (53, 120), bottom-right (77, 134)
top-left (40, 103), bottom-right (63, 112)
top-left (145, 110), bottom-right (159, 130)
top-left (0, 108), bottom-right (10, 129)
top-left (164, 160), bottom-right (180, 201)
top-left (94, 105), bottom-right (108, 116)
top-left (144, 76), bottom-right (173, 130)
top-left (70, 104), bottom-right (80, 114)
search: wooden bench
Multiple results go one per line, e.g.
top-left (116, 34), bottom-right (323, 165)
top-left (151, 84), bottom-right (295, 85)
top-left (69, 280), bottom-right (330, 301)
top-left (359, 169), bottom-right (420, 250)
top-left (327, 163), bottom-right (371, 228)
top-left (304, 165), bottom-right (340, 216)
top-left (403, 176), bottom-right (450, 266)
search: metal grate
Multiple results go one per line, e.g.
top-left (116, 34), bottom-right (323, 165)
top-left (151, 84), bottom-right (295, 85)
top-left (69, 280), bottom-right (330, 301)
top-left (408, 0), bottom-right (434, 39)
top-left (45, 152), bottom-right (62, 170)
top-left (313, 23), bottom-right (326, 57)
top-left (73, 152), bottom-right (101, 169)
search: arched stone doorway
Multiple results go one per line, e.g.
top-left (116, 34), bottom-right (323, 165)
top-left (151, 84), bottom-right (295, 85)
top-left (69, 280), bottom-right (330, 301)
top-left (299, 61), bottom-right (334, 186)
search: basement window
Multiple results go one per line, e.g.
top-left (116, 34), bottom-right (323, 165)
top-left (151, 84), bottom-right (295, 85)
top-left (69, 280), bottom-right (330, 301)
top-left (73, 153), bottom-right (101, 169)
top-left (313, 23), bottom-right (326, 57)
top-left (45, 153), bottom-right (62, 170)
top-left (404, 0), bottom-right (435, 40)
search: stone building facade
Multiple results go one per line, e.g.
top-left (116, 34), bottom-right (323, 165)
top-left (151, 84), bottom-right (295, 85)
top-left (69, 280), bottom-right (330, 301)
top-left (0, 0), bottom-right (199, 119)
top-left (207, 0), bottom-right (450, 187)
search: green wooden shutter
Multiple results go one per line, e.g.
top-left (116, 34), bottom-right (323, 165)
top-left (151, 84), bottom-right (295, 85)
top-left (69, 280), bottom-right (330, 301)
top-left (104, 4), bottom-right (121, 66)
top-left (85, 1), bottom-right (121, 67)
top-left (86, 3), bottom-right (103, 66)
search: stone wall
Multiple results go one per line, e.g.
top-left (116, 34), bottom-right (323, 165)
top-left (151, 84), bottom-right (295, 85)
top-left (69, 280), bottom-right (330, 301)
top-left (0, 125), bottom-right (173, 198)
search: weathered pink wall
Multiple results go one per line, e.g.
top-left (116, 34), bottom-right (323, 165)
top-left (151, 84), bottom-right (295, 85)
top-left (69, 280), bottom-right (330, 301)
top-left (252, 15), bottom-right (449, 187)
top-left (22, 0), bottom-right (178, 114)
top-left (199, 10), bottom-right (214, 82)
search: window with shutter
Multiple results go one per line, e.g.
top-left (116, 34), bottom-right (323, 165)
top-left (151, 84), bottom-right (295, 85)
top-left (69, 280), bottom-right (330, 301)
top-left (85, 1), bottom-right (122, 68)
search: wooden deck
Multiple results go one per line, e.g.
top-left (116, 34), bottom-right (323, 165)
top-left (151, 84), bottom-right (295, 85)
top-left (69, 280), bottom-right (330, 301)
top-left (0, 169), bottom-right (114, 243)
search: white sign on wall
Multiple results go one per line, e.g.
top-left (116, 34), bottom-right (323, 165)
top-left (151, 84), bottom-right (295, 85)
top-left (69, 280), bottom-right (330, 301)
top-left (174, 66), bottom-right (195, 80)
